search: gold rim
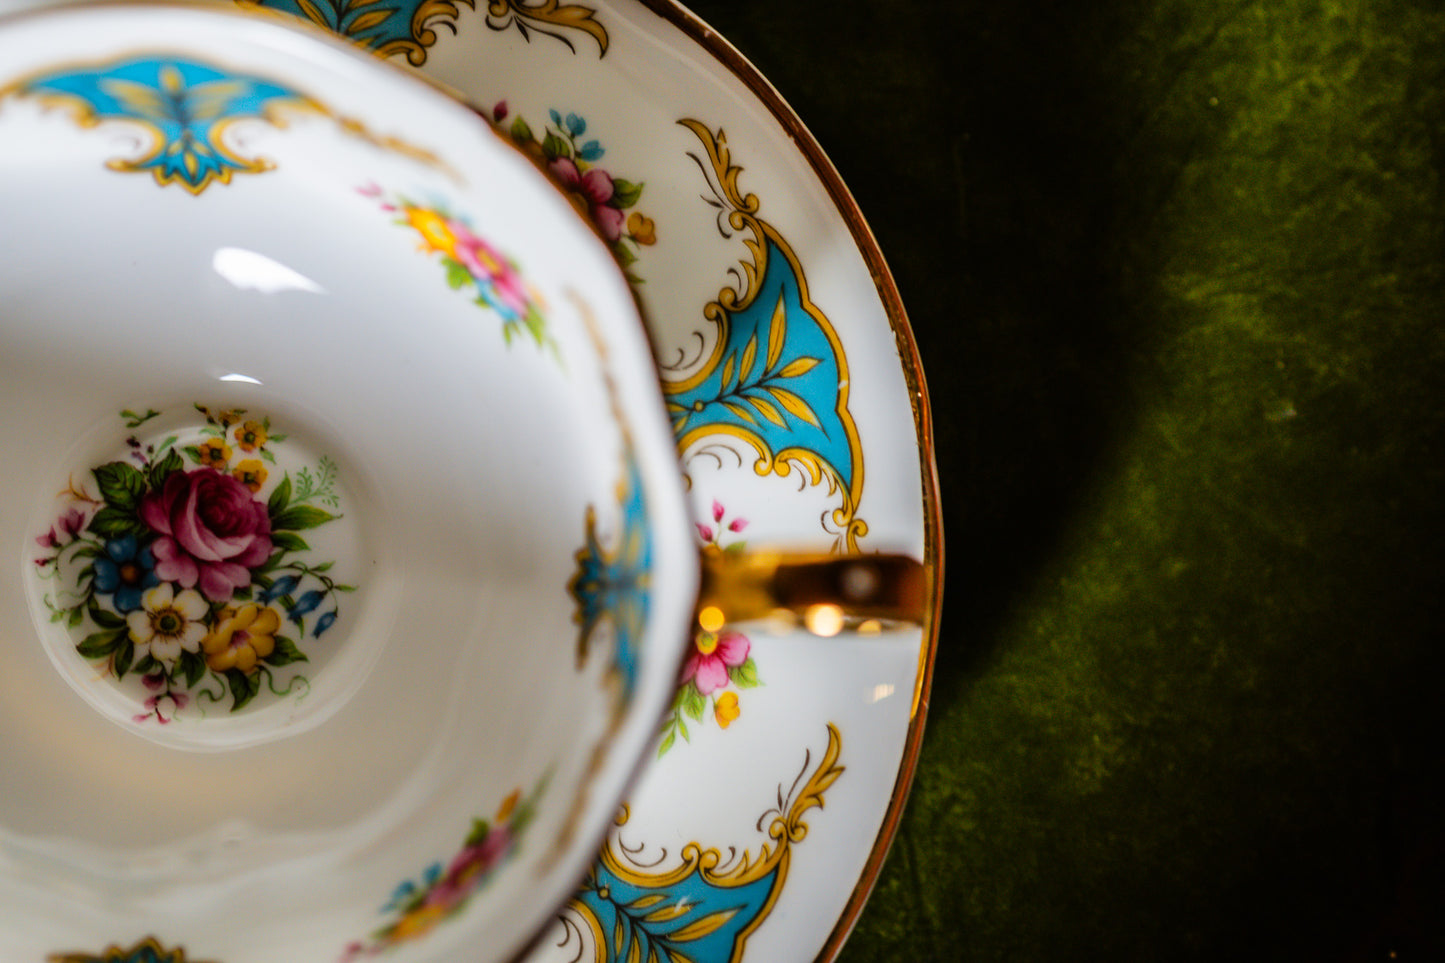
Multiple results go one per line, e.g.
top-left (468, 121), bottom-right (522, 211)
top-left (630, 1), bottom-right (944, 959)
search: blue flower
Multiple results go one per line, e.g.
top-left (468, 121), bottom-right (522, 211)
top-left (313, 610), bottom-right (337, 638)
top-left (287, 589), bottom-right (325, 624)
top-left (91, 535), bottom-right (159, 612)
top-left (259, 574), bottom-right (300, 603)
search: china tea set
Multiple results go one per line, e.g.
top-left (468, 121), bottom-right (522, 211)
top-left (0, 2), bottom-right (929, 960)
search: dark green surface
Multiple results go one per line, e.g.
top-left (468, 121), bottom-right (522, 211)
top-left (686, 1), bottom-right (1445, 959)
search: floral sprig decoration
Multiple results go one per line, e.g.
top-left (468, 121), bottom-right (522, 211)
top-left (490, 102), bottom-right (656, 280)
top-left (34, 406), bottom-right (354, 721)
top-left (657, 500), bottom-right (761, 757)
top-left (342, 778), bottom-right (546, 958)
top-left (362, 183), bottom-right (551, 349)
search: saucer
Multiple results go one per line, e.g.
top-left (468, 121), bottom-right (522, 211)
top-left (401, 5), bottom-right (942, 960)
top-left (0, 0), bottom-right (941, 960)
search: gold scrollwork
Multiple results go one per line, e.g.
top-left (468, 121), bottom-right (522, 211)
top-left (485, 0), bottom-right (609, 56)
top-left (49, 937), bottom-right (214, 963)
top-left (668, 120), bottom-right (867, 551)
top-left (563, 725), bottom-right (845, 962)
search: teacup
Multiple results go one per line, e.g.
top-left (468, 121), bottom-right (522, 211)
top-left (0, 3), bottom-right (923, 961)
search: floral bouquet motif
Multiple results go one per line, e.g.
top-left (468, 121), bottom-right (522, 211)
top-left (34, 405), bottom-right (353, 723)
top-left (657, 500), bottom-right (760, 756)
top-left (362, 183), bottom-right (551, 349)
top-left (342, 780), bottom-right (545, 959)
top-left (489, 104), bottom-right (656, 281)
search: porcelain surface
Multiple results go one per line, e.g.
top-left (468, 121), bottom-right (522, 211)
top-left (0, 1), bottom-right (941, 961)
top-left (353, 4), bottom-right (940, 961)
top-left (0, 4), bottom-right (698, 960)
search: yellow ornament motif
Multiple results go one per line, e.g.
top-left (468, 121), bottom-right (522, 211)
top-left (561, 725), bottom-right (845, 963)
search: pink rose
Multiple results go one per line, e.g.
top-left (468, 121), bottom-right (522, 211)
top-left (448, 220), bottom-right (532, 319)
top-left (683, 630), bottom-right (750, 696)
top-left (140, 468), bottom-right (273, 601)
top-left (549, 157), bottom-right (625, 242)
top-left (425, 826), bottom-right (514, 911)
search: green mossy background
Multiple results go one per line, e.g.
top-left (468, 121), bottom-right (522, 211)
top-left (687, 0), bottom-right (1445, 958)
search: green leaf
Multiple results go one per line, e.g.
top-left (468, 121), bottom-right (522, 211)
top-left (76, 628), bottom-right (125, 658)
top-left (611, 178), bottom-right (643, 208)
top-left (267, 474), bottom-right (292, 518)
top-left (226, 669), bottom-right (262, 711)
top-left (87, 506), bottom-right (145, 539)
top-left (264, 636), bottom-right (309, 667)
top-left (178, 649), bottom-right (206, 688)
top-left (133, 653), bottom-right (161, 677)
top-left (93, 461), bottom-right (147, 510)
top-left (509, 115), bottom-right (533, 144)
top-left (183, 444), bottom-right (204, 464)
top-left (148, 448), bottom-right (184, 488)
top-left (67, 606), bottom-right (84, 628)
top-left (113, 637), bottom-right (135, 679)
top-left (443, 257), bottom-right (472, 290)
top-left (463, 817), bottom-right (492, 849)
top-left (657, 729), bottom-right (676, 758)
top-left (271, 505), bottom-right (338, 532)
top-left (731, 658), bottom-right (761, 688)
top-left (120, 408), bottom-right (160, 428)
top-left (87, 603), bottom-right (126, 630)
top-left (270, 531), bottom-right (310, 554)
top-left (541, 129), bottom-right (571, 161)
top-left (681, 684), bottom-right (707, 721)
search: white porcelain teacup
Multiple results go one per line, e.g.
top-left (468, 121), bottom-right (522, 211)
top-left (0, 3), bottom-right (923, 961)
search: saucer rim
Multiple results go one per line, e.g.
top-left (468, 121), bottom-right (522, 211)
top-left (628, 2), bottom-right (945, 958)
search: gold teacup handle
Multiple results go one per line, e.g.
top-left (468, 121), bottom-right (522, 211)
top-left (695, 550), bottom-right (929, 636)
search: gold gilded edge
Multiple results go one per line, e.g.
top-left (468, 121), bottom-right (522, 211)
top-left (629, 2), bottom-right (944, 961)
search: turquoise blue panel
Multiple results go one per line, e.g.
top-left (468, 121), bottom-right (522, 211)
top-left (667, 236), bottom-right (852, 494)
top-left (576, 856), bottom-right (779, 963)
top-left (20, 57), bottom-right (302, 190)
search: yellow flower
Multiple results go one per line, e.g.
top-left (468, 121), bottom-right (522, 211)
top-left (405, 206), bottom-right (458, 259)
top-left (388, 903), bottom-right (447, 941)
top-left (234, 419), bottom-right (267, 451)
top-left (627, 211), bottom-right (656, 245)
top-left (197, 438), bottom-right (231, 470)
top-left (232, 459), bottom-right (268, 493)
top-left (714, 691), bottom-right (740, 729)
top-left (202, 603), bottom-right (280, 673)
top-left (495, 788), bottom-right (521, 823)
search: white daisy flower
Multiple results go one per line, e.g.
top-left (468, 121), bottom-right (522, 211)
top-left (126, 582), bottom-right (209, 662)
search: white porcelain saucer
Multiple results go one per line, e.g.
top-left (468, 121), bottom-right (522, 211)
top-left (400, 6), bottom-right (942, 960)
top-left (0, 1), bottom-right (941, 960)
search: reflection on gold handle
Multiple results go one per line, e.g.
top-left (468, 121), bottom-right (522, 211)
top-left (695, 550), bottom-right (928, 636)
